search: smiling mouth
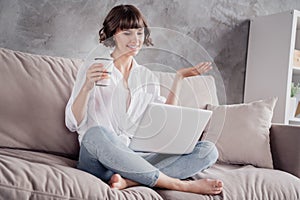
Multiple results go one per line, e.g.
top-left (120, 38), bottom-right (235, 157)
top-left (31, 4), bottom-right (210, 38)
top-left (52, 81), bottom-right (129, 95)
top-left (127, 45), bottom-right (140, 50)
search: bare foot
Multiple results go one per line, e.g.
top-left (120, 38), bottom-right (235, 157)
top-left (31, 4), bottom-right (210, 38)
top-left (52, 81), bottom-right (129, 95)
top-left (109, 174), bottom-right (140, 189)
top-left (182, 179), bottom-right (223, 195)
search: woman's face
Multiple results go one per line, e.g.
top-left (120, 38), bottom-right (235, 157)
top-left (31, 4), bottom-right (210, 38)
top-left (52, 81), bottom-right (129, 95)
top-left (114, 28), bottom-right (145, 57)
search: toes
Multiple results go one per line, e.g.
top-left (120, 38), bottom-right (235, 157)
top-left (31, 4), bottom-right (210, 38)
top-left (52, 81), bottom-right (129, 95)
top-left (213, 190), bottom-right (222, 194)
top-left (211, 180), bottom-right (223, 194)
top-left (109, 174), bottom-right (120, 187)
top-left (217, 180), bottom-right (223, 187)
top-left (110, 180), bottom-right (121, 189)
top-left (112, 174), bottom-right (121, 181)
top-left (212, 179), bottom-right (223, 188)
top-left (213, 186), bottom-right (223, 191)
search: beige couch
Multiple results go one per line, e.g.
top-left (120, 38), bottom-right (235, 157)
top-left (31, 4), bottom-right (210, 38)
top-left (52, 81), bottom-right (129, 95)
top-left (0, 47), bottom-right (299, 200)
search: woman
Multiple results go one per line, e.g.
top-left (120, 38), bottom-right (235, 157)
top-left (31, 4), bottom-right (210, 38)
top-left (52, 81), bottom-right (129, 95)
top-left (65, 4), bottom-right (223, 195)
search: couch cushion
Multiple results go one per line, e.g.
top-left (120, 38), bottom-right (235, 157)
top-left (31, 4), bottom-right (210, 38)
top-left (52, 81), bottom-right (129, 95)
top-left (0, 148), bottom-right (77, 167)
top-left (0, 151), bottom-right (162, 200)
top-left (157, 163), bottom-right (300, 200)
top-left (153, 72), bottom-right (219, 108)
top-left (202, 97), bottom-right (277, 169)
top-left (270, 124), bottom-right (300, 178)
top-left (0, 48), bottom-right (81, 159)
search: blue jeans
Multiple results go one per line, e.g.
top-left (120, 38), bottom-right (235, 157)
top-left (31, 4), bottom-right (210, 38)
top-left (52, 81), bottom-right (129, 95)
top-left (77, 126), bottom-right (218, 187)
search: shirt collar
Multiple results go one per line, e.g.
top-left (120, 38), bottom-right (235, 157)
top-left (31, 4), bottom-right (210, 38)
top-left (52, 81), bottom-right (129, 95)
top-left (111, 58), bottom-right (139, 84)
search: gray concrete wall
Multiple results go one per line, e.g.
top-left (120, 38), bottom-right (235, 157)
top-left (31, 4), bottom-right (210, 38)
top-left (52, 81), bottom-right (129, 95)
top-left (1, 0), bottom-right (300, 103)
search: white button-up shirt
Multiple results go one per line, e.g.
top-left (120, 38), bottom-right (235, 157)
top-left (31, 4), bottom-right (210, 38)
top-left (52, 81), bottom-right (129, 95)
top-left (65, 55), bottom-right (166, 146)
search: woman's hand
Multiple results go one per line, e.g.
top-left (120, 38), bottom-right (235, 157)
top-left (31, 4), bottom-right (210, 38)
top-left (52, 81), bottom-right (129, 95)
top-left (72, 63), bottom-right (109, 126)
top-left (176, 62), bottom-right (212, 80)
top-left (166, 62), bottom-right (212, 105)
top-left (83, 63), bottom-right (110, 91)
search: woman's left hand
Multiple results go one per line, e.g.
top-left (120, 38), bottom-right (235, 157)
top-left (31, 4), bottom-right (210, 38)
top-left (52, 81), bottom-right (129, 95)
top-left (176, 62), bottom-right (212, 79)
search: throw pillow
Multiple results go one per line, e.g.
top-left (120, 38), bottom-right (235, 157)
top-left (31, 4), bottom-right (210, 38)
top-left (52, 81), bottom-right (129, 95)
top-left (202, 97), bottom-right (278, 168)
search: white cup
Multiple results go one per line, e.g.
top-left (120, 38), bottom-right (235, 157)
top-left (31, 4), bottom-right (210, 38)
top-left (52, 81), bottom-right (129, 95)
top-left (93, 57), bottom-right (114, 86)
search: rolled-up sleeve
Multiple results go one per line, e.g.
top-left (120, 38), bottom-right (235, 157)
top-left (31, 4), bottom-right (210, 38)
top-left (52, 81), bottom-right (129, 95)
top-left (65, 97), bottom-right (87, 132)
top-left (65, 59), bottom-right (89, 133)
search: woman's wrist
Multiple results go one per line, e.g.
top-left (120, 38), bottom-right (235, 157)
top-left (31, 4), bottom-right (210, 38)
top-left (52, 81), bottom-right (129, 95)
top-left (175, 72), bottom-right (184, 81)
top-left (81, 86), bottom-right (89, 93)
top-left (81, 81), bottom-right (94, 94)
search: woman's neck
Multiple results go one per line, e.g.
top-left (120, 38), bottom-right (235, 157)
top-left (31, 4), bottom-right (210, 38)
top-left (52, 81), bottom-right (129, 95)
top-left (111, 50), bottom-right (134, 84)
top-left (112, 50), bottom-right (133, 74)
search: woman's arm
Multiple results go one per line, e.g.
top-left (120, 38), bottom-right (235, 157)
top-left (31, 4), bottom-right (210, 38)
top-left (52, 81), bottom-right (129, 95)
top-left (71, 86), bottom-right (91, 125)
top-left (71, 63), bottom-right (109, 125)
top-left (165, 62), bottom-right (212, 105)
top-left (165, 74), bottom-right (183, 105)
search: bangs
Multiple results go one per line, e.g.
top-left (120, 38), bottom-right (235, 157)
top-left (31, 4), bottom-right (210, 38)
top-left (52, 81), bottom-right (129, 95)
top-left (99, 4), bottom-right (153, 47)
top-left (118, 11), bottom-right (145, 30)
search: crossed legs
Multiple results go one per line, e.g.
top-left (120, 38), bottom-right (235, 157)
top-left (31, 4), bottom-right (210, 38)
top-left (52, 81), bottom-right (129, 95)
top-left (77, 126), bottom-right (223, 195)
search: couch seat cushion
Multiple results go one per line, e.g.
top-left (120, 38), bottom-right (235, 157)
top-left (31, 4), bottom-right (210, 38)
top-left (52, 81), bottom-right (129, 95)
top-left (0, 148), bottom-right (77, 167)
top-left (157, 163), bottom-right (300, 200)
top-left (0, 150), bottom-right (162, 200)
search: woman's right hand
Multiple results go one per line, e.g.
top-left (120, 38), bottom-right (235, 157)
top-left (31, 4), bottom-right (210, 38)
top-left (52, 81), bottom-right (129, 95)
top-left (83, 63), bottom-right (110, 92)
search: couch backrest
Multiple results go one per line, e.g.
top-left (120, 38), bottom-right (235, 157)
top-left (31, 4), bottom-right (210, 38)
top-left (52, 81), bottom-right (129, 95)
top-left (0, 48), bottom-right (219, 160)
top-left (0, 48), bottom-right (82, 159)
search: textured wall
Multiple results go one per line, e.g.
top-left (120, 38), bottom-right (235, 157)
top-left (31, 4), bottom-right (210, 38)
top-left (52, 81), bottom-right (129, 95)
top-left (1, 0), bottom-right (300, 103)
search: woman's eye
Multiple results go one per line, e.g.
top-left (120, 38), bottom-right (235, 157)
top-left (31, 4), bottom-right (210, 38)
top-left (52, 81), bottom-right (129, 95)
top-left (137, 32), bottom-right (144, 35)
top-left (123, 32), bottom-right (131, 35)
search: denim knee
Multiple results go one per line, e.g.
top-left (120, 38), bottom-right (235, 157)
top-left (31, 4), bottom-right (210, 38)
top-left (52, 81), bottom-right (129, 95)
top-left (82, 126), bottom-right (107, 142)
top-left (81, 126), bottom-right (111, 153)
top-left (82, 126), bottom-right (119, 145)
top-left (196, 140), bottom-right (219, 165)
top-left (77, 143), bottom-right (114, 182)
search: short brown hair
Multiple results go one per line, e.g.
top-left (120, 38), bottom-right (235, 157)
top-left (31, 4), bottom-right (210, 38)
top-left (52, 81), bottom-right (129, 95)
top-left (99, 4), bottom-right (153, 47)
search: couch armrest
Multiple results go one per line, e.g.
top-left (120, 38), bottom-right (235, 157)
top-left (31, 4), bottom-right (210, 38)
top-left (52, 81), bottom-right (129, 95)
top-left (270, 124), bottom-right (300, 178)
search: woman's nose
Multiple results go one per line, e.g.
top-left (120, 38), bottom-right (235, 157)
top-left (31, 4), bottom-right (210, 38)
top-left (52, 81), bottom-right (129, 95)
top-left (131, 33), bottom-right (139, 43)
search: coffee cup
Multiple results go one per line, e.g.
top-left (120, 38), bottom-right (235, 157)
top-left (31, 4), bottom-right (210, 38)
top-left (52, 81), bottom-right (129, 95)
top-left (93, 57), bottom-right (114, 86)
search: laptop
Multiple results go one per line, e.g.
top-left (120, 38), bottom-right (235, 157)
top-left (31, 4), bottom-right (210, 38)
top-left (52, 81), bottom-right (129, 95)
top-left (129, 103), bottom-right (212, 154)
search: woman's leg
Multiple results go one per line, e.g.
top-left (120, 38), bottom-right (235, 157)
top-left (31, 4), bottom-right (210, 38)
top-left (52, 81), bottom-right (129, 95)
top-left (143, 141), bottom-right (218, 179)
top-left (78, 126), bottom-right (160, 187)
top-left (134, 141), bottom-right (222, 194)
top-left (77, 143), bottom-right (114, 182)
top-left (78, 126), bottom-right (222, 194)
